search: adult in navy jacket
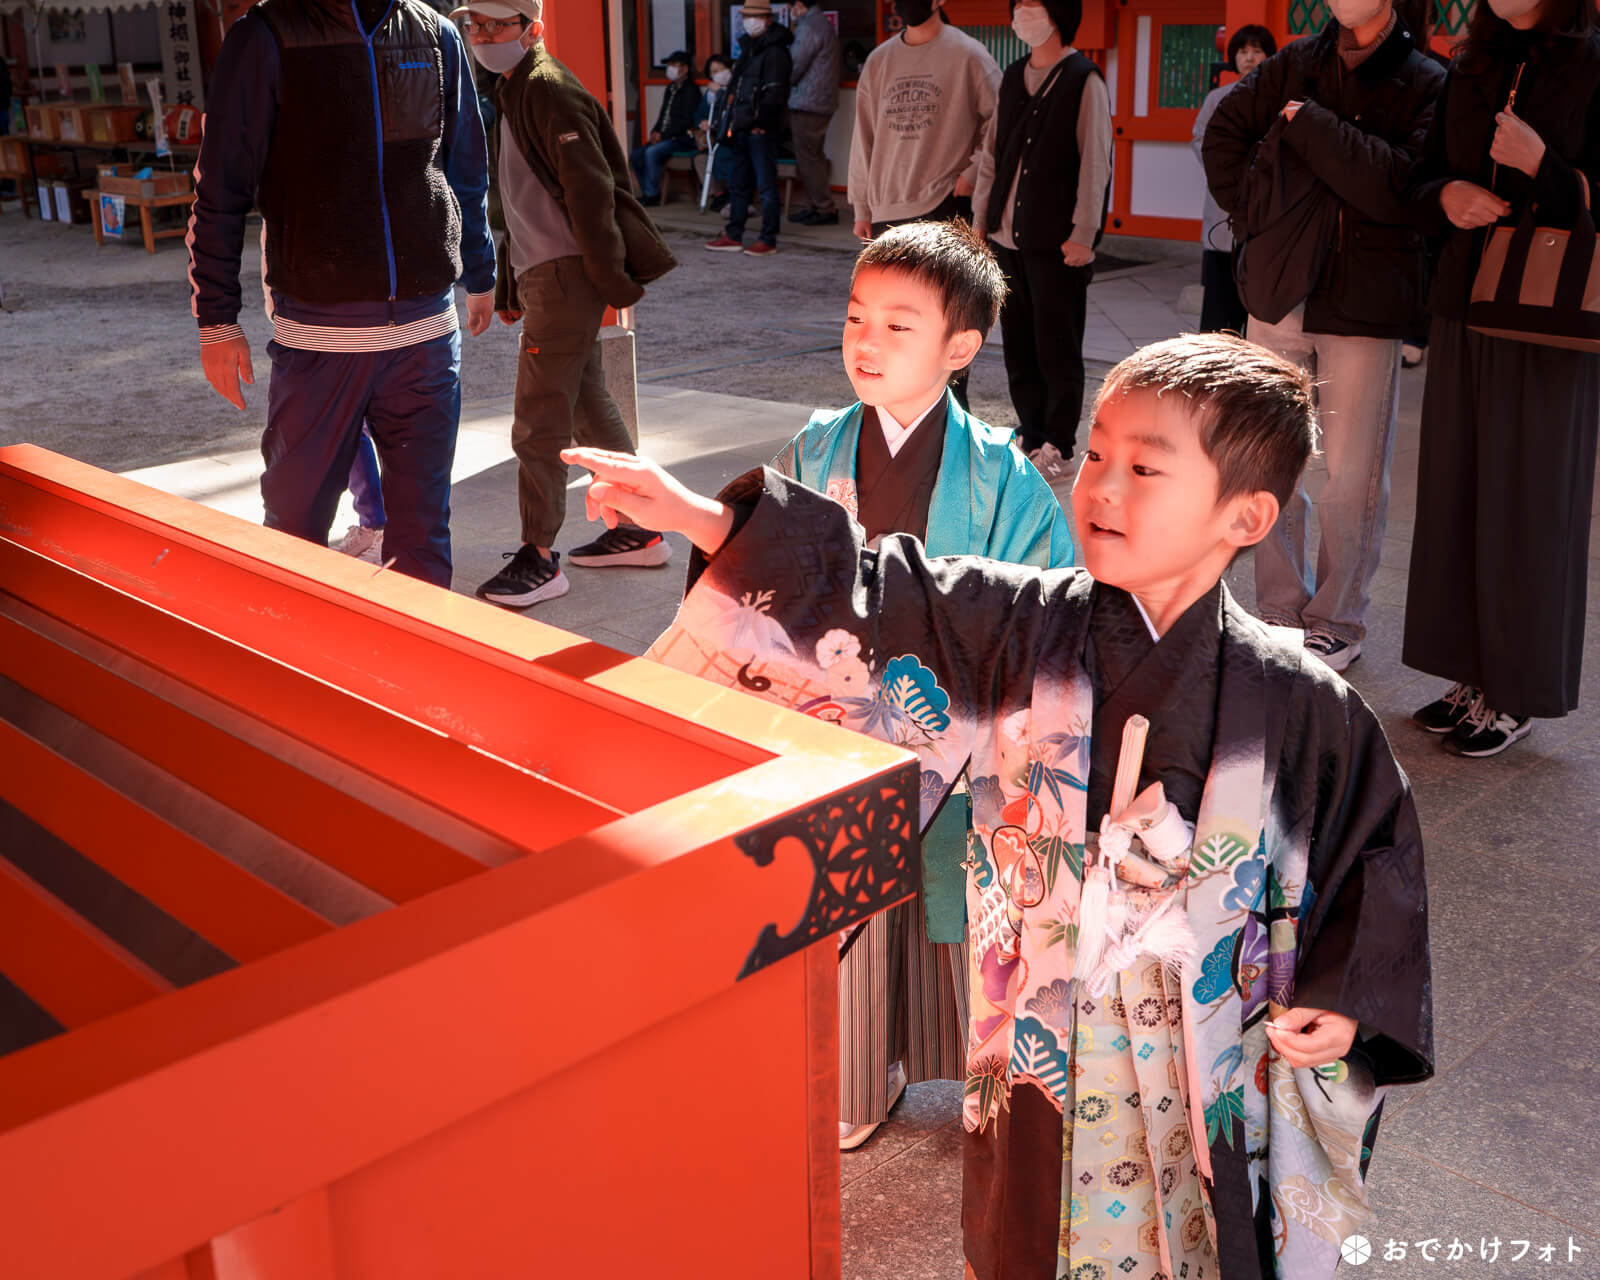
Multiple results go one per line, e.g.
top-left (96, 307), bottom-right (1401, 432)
top-left (188, 0), bottom-right (495, 588)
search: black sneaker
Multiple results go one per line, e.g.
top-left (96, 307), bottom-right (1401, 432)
top-left (475, 545), bottom-right (570, 609)
top-left (787, 207), bottom-right (817, 223)
top-left (1413, 682), bottom-right (1478, 734)
top-left (567, 524), bottom-right (673, 568)
top-left (1304, 630), bottom-right (1361, 672)
top-left (1442, 693), bottom-right (1533, 758)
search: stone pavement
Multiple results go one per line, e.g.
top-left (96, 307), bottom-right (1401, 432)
top-left (120, 244), bottom-right (1600, 1280)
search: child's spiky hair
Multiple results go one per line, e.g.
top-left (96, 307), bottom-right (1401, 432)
top-left (1095, 333), bottom-right (1317, 508)
top-left (851, 219), bottom-right (1007, 344)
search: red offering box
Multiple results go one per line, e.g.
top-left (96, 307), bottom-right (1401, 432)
top-left (0, 445), bottom-right (918, 1280)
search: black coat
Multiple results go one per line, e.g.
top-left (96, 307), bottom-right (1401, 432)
top-left (1203, 18), bottom-right (1444, 338)
top-left (651, 76), bottom-right (702, 144)
top-left (725, 24), bottom-right (793, 136)
top-left (1410, 25), bottom-right (1600, 319)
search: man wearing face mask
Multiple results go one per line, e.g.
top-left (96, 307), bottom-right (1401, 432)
top-left (187, 0), bottom-right (494, 589)
top-left (465, 0), bottom-right (680, 610)
top-left (630, 50), bottom-right (701, 208)
top-left (1203, 0), bottom-right (1443, 674)
top-left (972, 0), bottom-right (1112, 481)
top-left (704, 0), bottom-right (793, 256)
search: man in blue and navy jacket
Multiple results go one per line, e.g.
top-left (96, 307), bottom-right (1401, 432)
top-left (188, 0), bottom-right (495, 588)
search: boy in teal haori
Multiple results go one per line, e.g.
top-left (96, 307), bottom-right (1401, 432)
top-left (772, 221), bottom-right (1073, 1148)
top-left (565, 332), bottom-right (1432, 1280)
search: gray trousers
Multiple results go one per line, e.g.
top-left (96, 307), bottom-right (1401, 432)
top-left (512, 256), bottom-right (632, 548)
top-left (1248, 305), bottom-right (1400, 646)
top-left (787, 108), bottom-right (837, 215)
top-left (839, 893), bottom-right (970, 1125)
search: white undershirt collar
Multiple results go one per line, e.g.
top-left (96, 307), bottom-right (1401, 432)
top-left (877, 393), bottom-right (947, 459)
top-left (1130, 594), bottom-right (1162, 642)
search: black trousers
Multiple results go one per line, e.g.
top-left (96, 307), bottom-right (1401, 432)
top-left (1404, 318), bottom-right (1600, 717)
top-left (992, 243), bottom-right (1092, 456)
top-left (1199, 248), bottom-right (1247, 335)
top-left (872, 190), bottom-right (974, 411)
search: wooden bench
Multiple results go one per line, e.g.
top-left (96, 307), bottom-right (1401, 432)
top-left (88, 185), bottom-right (195, 253)
top-left (661, 149), bottom-right (799, 215)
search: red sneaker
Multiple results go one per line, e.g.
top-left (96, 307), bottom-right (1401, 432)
top-left (704, 234), bottom-right (744, 252)
top-left (744, 241), bottom-right (779, 257)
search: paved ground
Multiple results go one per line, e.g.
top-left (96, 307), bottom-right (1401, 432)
top-left (4, 203), bottom-right (1599, 1279)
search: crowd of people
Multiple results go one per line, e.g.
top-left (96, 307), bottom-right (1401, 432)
top-left (182, 0), bottom-right (1598, 1274)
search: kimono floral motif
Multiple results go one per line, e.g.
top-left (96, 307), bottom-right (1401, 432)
top-left (859, 654), bottom-right (952, 742)
top-left (824, 477), bottom-right (859, 519)
top-left (1025, 976), bottom-right (1076, 1029)
top-left (707, 588), bottom-right (798, 657)
top-left (1193, 932), bottom-right (1239, 1005)
top-left (816, 628), bottom-right (861, 669)
top-left (969, 774), bottom-right (1004, 828)
top-left (826, 656), bottom-right (871, 697)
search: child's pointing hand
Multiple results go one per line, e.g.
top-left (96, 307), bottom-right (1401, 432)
top-left (1263, 1006), bottom-right (1358, 1069)
top-left (561, 448), bottom-right (735, 556)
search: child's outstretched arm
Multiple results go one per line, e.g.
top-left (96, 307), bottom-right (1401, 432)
top-left (1265, 1007), bottom-right (1358, 1069)
top-left (562, 448), bottom-right (735, 554)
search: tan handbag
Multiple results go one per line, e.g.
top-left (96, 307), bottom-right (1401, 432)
top-left (1467, 68), bottom-right (1600, 352)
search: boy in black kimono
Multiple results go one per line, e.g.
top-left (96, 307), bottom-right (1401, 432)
top-left (564, 332), bottom-right (1432, 1280)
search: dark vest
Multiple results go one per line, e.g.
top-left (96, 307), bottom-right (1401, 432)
top-left (985, 51), bottom-right (1106, 250)
top-left (255, 0), bottom-right (463, 304)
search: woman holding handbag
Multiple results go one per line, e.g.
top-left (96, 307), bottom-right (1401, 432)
top-left (1403, 0), bottom-right (1600, 757)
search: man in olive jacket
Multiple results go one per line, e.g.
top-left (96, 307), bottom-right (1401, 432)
top-left (462, 0), bottom-right (679, 609)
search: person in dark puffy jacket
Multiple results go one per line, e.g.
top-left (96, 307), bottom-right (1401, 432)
top-left (704, 0), bottom-right (792, 256)
top-left (630, 49), bottom-right (701, 207)
top-left (1203, 0), bottom-right (1442, 676)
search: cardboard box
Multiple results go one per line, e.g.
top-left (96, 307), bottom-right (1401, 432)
top-left (0, 137), bottom-right (27, 172)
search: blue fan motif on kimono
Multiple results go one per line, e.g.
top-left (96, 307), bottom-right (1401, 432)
top-left (1009, 1015), bottom-right (1073, 1096)
top-left (858, 655), bottom-right (952, 740)
top-left (1221, 860), bottom-right (1266, 913)
top-left (1193, 931), bottom-right (1239, 1005)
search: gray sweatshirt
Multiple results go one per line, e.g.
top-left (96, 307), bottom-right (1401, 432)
top-left (847, 23), bottom-right (1001, 226)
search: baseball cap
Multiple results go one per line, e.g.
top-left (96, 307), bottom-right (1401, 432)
top-left (448, 0), bottom-right (538, 20)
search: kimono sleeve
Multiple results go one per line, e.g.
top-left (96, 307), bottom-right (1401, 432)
top-left (663, 467), bottom-right (1058, 830)
top-left (1286, 678), bottom-right (1433, 1086)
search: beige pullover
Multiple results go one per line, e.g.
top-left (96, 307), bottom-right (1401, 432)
top-left (847, 23), bottom-right (1001, 227)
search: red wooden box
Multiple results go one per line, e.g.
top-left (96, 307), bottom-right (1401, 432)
top-left (0, 445), bottom-right (918, 1280)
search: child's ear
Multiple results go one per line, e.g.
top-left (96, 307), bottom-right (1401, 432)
top-left (945, 328), bottom-right (983, 372)
top-left (1226, 490), bottom-right (1280, 548)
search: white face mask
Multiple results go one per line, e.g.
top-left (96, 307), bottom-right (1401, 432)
top-left (743, 16), bottom-right (767, 37)
top-left (665, 64), bottom-right (683, 80)
top-left (470, 39), bottom-right (526, 73)
top-left (1486, 0), bottom-right (1541, 18)
top-left (1328, 0), bottom-right (1387, 28)
top-left (712, 67), bottom-right (733, 86)
top-left (1010, 4), bottom-right (1056, 47)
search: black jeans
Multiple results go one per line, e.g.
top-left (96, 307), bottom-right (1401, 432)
top-left (872, 190), bottom-right (976, 410)
top-left (725, 129), bottom-right (781, 246)
top-left (993, 243), bottom-right (1092, 456)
